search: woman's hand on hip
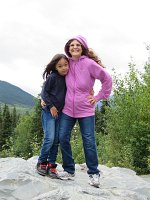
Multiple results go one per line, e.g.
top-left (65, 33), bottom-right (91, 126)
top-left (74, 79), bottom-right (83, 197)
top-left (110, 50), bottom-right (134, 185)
top-left (87, 95), bottom-right (97, 105)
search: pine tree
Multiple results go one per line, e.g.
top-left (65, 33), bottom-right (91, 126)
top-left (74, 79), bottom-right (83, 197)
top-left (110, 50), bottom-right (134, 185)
top-left (30, 98), bottom-right (43, 144)
top-left (0, 106), bottom-right (2, 147)
top-left (0, 104), bottom-right (12, 150)
top-left (11, 106), bottom-right (17, 130)
top-left (95, 101), bottom-right (109, 135)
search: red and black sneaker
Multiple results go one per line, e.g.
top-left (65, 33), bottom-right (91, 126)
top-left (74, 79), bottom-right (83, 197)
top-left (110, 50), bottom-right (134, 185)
top-left (47, 163), bottom-right (59, 179)
top-left (36, 162), bottom-right (48, 176)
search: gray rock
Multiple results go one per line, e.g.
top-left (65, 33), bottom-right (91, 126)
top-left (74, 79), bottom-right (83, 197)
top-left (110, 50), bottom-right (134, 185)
top-left (0, 156), bottom-right (149, 200)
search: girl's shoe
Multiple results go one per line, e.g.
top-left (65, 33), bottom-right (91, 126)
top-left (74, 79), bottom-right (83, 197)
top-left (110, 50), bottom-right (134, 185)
top-left (47, 163), bottom-right (59, 179)
top-left (36, 162), bottom-right (48, 176)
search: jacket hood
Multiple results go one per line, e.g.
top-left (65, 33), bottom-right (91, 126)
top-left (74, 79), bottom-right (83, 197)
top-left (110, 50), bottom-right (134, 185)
top-left (64, 35), bottom-right (88, 57)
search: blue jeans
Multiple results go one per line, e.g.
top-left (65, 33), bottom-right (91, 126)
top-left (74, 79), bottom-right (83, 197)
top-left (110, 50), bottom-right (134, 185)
top-left (59, 113), bottom-right (100, 175)
top-left (38, 109), bottom-right (60, 164)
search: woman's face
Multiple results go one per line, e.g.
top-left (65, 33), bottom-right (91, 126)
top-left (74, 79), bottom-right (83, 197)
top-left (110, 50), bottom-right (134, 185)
top-left (69, 40), bottom-right (82, 59)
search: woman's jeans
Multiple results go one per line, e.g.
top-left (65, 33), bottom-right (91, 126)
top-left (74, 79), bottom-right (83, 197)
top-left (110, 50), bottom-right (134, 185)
top-left (59, 113), bottom-right (100, 175)
top-left (38, 109), bottom-right (60, 164)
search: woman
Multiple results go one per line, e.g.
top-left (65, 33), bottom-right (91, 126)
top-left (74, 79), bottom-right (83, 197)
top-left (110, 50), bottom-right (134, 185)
top-left (59, 35), bottom-right (112, 187)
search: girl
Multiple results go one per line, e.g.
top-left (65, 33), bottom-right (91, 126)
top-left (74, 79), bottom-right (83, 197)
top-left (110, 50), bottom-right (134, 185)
top-left (36, 54), bottom-right (69, 179)
top-left (59, 36), bottom-right (112, 187)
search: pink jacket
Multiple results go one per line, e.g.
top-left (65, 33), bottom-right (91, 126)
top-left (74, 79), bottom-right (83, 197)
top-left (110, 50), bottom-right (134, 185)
top-left (62, 56), bottom-right (112, 118)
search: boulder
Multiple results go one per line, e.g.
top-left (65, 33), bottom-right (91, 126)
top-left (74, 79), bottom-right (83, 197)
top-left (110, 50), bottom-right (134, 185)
top-left (0, 156), bottom-right (150, 200)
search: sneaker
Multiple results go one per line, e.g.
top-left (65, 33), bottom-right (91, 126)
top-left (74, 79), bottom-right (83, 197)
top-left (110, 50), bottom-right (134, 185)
top-left (47, 163), bottom-right (59, 179)
top-left (36, 162), bottom-right (48, 176)
top-left (59, 171), bottom-right (75, 180)
top-left (88, 174), bottom-right (100, 188)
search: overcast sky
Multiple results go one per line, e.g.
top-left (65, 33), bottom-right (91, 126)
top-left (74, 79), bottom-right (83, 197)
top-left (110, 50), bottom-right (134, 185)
top-left (0, 0), bottom-right (150, 97)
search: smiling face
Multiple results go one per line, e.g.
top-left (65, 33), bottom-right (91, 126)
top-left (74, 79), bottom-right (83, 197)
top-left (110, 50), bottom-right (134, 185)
top-left (69, 40), bottom-right (83, 59)
top-left (56, 58), bottom-right (69, 76)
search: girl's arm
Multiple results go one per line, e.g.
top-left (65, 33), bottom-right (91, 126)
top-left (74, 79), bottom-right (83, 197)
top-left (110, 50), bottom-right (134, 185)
top-left (41, 75), bottom-right (54, 109)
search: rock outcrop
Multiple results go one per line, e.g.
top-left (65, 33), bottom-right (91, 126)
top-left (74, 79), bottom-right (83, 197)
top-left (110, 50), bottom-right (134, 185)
top-left (0, 156), bottom-right (150, 200)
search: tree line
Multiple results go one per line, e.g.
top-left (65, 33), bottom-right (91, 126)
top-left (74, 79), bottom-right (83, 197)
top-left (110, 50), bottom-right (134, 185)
top-left (0, 61), bottom-right (149, 175)
top-left (0, 105), bottom-right (19, 150)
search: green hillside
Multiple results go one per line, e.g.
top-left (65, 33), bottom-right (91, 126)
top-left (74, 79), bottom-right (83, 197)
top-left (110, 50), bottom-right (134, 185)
top-left (0, 80), bottom-right (36, 107)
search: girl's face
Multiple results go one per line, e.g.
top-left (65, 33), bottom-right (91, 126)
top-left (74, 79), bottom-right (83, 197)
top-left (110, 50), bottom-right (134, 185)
top-left (56, 58), bottom-right (69, 76)
top-left (69, 40), bottom-right (82, 59)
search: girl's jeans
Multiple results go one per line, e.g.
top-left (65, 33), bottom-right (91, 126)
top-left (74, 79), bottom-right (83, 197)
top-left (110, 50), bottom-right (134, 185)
top-left (38, 109), bottom-right (61, 164)
top-left (59, 113), bottom-right (100, 175)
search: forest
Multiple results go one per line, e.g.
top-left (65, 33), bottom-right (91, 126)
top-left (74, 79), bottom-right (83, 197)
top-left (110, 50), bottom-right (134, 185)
top-left (0, 61), bottom-right (149, 175)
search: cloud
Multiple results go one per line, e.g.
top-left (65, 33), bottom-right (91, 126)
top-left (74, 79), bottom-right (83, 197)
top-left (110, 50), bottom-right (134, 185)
top-left (0, 0), bottom-right (150, 96)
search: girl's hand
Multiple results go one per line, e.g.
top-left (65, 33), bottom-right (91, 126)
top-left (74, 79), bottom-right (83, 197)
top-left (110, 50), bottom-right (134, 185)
top-left (41, 99), bottom-right (46, 107)
top-left (87, 95), bottom-right (97, 105)
top-left (50, 106), bottom-right (58, 118)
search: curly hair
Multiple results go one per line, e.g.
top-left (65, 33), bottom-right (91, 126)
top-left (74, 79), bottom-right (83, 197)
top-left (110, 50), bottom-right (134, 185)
top-left (87, 48), bottom-right (105, 68)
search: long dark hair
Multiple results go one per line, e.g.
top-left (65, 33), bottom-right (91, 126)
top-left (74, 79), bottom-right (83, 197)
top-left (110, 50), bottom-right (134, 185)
top-left (43, 54), bottom-right (68, 80)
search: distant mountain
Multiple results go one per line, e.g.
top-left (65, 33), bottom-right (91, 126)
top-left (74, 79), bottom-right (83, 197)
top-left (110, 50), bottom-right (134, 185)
top-left (0, 80), bottom-right (35, 107)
